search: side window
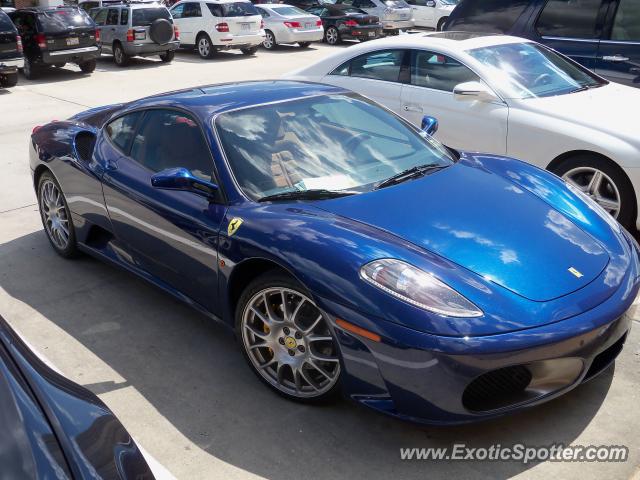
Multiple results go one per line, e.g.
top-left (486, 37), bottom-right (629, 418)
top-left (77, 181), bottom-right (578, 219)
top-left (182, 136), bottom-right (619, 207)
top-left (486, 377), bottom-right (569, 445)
top-left (106, 8), bottom-right (119, 25)
top-left (358, 0), bottom-right (376, 8)
top-left (206, 3), bottom-right (223, 16)
top-left (184, 2), bottom-right (202, 18)
top-left (130, 110), bottom-right (213, 181)
top-left (406, 0), bottom-right (427, 5)
top-left (349, 49), bottom-right (406, 82)
top-left (93, 8), bottom-right (108, 25)
top-left (171, 3), bottom-right (184, 18)
top-left (257, 7), bottom-right (269, 17)
top-left (610, 0), bottom-right (640, 41)
top-left (411, 50), bottom-right (480, 92)
top-left (120, 8), bottom-right (129, 25)
top-left (106, 112), bottom-right (142, 154)
top-left (536, 0), bottom-right (603, 39)
top-left (446, 0), bottom-right (529, 33)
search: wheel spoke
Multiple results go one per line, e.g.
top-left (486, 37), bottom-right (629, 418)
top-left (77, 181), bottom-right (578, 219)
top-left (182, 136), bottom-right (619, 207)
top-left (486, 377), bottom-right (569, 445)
top-left (308, 335), bottom-right (332, 343)
top-left (304, 314), bottom-right (323, 334)
top-left (250, 306), bottom-right (270, 327)
top-left (259, 358), bottom-right (277, 370)
top-left (595, 196), bottom-right (620, 213)
top-left (306, 360), bottom-right (333, 381)
top-left (309, 351), bottom-right (339, 363)
top-left (587, 171), bottom-right (603, 195)
top-left (298, 367), bottom-right (320, 392)
top-left (245, 323), bottom-right (270, 340)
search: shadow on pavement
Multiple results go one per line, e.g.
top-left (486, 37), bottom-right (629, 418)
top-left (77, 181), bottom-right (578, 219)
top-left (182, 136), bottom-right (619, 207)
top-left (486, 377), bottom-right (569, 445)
top-left (0, 230), bottom-right (614, 480)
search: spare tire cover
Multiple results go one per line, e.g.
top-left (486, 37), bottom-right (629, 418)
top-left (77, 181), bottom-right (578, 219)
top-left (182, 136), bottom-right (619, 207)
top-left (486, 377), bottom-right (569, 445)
top-left (150, 18), bottom-right (173, 44)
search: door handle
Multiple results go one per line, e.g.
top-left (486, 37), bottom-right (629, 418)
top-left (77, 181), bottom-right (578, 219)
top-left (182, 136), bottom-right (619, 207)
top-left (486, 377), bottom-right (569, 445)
top-left (403, 104), bottom-right (423, 112)
top-left (630, 67), bottom-right (640, 75)
top-left (104, 158), bottom-right (119, 171)
top-left (602, 55), bottom-right (630, 63)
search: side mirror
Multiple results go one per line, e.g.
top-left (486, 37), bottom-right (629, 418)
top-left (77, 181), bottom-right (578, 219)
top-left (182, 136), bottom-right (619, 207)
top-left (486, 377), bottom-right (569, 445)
top-left (426, 0), bottom-right (436, 6)
top-left (420, 115), bottom-right (438, 136)
top-left (453, 81), bottom-right (500, 103)
top-left (151, 167), bottom-right (219, 199)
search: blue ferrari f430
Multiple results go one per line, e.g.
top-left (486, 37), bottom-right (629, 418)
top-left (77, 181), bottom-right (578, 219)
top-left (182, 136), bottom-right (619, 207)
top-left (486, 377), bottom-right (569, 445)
top-left (29, 81), bottom-right (640, 424)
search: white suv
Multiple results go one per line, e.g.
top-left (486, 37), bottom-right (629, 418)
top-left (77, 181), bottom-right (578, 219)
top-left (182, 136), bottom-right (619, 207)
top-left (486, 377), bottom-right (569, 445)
top-left (170, 0), bottom-right (264, 58)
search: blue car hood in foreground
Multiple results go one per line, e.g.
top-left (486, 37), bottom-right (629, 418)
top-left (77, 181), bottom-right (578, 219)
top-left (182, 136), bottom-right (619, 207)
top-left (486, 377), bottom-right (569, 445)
top-left (318, 161), bottom-right (610, 303)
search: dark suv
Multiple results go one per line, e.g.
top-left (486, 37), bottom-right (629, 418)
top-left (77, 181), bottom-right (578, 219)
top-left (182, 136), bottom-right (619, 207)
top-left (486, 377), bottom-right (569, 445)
top-left (0, 8), bottom-right (22, 88)
top-left (444, 0), bottom-right (640, 87)
top-left (9, 6), bottom-right (101, 79)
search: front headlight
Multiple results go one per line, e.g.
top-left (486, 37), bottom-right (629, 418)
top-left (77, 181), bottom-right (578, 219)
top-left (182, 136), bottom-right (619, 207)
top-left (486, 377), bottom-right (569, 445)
top-left (360, 259), bottom-right (483, 318)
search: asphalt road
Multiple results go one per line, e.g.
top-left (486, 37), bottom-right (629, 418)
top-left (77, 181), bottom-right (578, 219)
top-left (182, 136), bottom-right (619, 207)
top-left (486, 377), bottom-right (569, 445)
top-left (1, 44), bottom-right (639, 480)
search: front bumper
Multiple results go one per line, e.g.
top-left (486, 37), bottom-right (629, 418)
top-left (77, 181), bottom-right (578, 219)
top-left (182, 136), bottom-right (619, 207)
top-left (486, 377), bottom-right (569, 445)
top-left (41, 45), bottom-right (101, 65)
top-left (123, 40), bottom-right (179, 57)
top-left (380, 19), bottom-right (414, 31)
top-left (275, 27), bottom-right (324, 44)
top-left (0, 56), bottom-right (24, 72)
top-left (215, 32), bottom-right (265, 48)
top-left (321, 237), bottom-right (640, 424)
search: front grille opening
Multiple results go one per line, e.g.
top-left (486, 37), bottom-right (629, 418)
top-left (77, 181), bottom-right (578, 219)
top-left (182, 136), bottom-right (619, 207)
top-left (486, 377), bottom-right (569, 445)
top-left (462, 365), bottom-right (532, 412)
top-left (585, 333), bottom-right (627, 380)
top-left (75, 131), bottom-right (96, 163)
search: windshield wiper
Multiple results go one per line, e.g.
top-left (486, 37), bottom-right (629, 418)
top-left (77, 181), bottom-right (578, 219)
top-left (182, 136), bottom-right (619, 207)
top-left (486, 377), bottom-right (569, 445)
top-left (570, 83), bottom-right (603, 93)
top-left (257, 189), bottom-right (358, 202)
top-left (375, 164), bottom-right (447, 190)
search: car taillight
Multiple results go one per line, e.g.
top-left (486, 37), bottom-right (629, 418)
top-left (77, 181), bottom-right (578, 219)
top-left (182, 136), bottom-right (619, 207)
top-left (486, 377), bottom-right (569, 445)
top-left (173, 24), bottom-right (180, 40)
top-left (316, 19), bottom-right (322, 26)
top-left (260, 19), bottom-right (264, 29)
top-left (16, 35), bottom-right (23, 53)
top-left (344, 19), bottom-right (358, 26)
top-left (215, 22), bottom-right (229, 32)
top-left (35, 33), bottom-right (46, 49)
top-left (284, 21), bottom-right (301, 28)
top-left (126, 29), bottom-right (134, 42)
top-left (32, 125), bottom-right (42, 134)
top-left (95, 29), bottom-right (100, 43)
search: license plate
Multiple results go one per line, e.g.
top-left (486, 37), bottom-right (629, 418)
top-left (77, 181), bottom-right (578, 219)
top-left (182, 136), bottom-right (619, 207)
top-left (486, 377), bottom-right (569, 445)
top-left (66, 37), bottom-right (79, 46)
top-left (135, 31), bottom-right (146, 40)
top-left (241, 23), bottom-right (251, 31)
top-left (368, 31), bottom-right (376, 37)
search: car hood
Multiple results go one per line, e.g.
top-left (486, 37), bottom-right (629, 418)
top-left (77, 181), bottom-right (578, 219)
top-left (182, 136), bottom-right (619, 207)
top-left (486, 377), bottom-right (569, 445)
top-left (317, 161), bottom-right (610, 302)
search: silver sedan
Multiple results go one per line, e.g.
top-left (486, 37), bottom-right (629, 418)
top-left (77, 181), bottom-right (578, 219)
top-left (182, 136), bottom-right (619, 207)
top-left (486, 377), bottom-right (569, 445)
top-left (256, 4), bottom-right (324, 49)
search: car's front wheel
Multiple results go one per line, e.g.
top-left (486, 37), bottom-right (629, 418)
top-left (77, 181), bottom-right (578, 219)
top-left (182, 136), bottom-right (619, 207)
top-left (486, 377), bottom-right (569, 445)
top-left (37, 172), bottom-right (77, 258)
top-left (324, 26), bottom-right (340, 45)
top-left (437, 16), bottom-right (448, 31)
top-left (552, 154), bottom-right (636, 231)
top-left (236, 271), bottom-right (341, 402)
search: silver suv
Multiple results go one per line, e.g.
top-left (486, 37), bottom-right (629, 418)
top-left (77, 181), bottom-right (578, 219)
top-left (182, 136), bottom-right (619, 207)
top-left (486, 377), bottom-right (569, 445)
top-left (90, 2), bottom-right (179, 66)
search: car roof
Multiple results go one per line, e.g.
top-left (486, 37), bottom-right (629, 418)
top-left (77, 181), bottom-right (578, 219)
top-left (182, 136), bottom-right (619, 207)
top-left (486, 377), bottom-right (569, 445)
top-left (259, 3), bottom-right (303, 8)
top-left (124, 80), bottom-right (350, 119)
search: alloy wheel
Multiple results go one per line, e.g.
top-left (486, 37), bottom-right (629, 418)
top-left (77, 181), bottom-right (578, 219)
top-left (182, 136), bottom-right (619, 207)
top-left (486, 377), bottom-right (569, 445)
top-left (241, 287), bottom-right (340, 398)
top-left (326, 27), bottom-right (339, 45)
top-left (39, 179), bottom-right (70, 250)
top-left (263, 31), bottom-right (275, 49)
top-left (198, 37), bottom-right (211, 58)
top-left (562, 167), bottom-right (621, 217)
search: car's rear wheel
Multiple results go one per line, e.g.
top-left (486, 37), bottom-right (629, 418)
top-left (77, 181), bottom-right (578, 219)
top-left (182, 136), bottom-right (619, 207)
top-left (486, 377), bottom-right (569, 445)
top-left (22, 58), bottom-right (39, 80)
top-left (236, 271), bottom-right (341, 402)
top-left (79, 59), bottom-right (96, 73)
top-left (552, 154), bottom-right (636, 231)
top-left (37, 172), bottom-right (77, 258)
top-left (263, 30), bottom-right (276, 49)
top-left (159, 50), bottom-right (175, 62)
top-left (325, 26), bottom-right (340, 45)
top-left (113, 43), bottom-right (129, 67)
top-left (0, 71), bottom-right (18, 87)
top-left (53, 62), bottom-right (66, 68)
top-left (436, 16), bottom-right (448, 31)
top-left (298, 41), bottom-right (311, 48)
top-left (241, 46), bottom-right (258, 55)
top-left (197, 33), bottom-right (215, 59)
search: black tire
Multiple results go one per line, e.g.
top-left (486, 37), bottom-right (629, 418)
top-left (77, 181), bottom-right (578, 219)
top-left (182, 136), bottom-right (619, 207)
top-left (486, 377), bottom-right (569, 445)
top-left (196, 33), bottom-right (215, 59)
top-left (79, 59), bottom-right (97, 73)
top-left (298, 41), bottom-right (311, 48)
top-left (262, 30), bottom-right (276, 49)
top-left (149, 18), bottom-right (173, 44)
top-left (235, 270), bottom-right (341, 403)
top-left (324, 26), bottom-right (340, 45)
top-left (113, 42), bottom-right (129, 67)
top-left (159, 50), bottom-right (175, 62)
top-left (22, 57), bottom-right (39, 80)
top-left (37, 172), bottom-right (78, 258)
top-left (551, 154), bottom-right (636, 231)
top-left (241, 46), bottom-right (258, 55)
top-left (436, 16), bottom-right (448, 31)
top-left (0, 71), bottom-right (18, 88)
top-left (53, 62), bottom-right (66, 68)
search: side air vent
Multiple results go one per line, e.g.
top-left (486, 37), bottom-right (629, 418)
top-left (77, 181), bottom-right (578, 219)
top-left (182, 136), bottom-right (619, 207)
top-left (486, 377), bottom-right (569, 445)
top-left (75, 131), bottom-right (96, 163)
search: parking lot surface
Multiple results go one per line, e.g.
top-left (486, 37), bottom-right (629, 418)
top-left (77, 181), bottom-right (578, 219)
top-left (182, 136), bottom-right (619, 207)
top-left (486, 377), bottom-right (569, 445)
top-left (1, 45), bottom-right (640, 480)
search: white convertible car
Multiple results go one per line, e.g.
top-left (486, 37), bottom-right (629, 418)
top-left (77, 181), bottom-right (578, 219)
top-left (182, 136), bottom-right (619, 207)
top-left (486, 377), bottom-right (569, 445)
top-left (288, 32), bottom-right (640, 231)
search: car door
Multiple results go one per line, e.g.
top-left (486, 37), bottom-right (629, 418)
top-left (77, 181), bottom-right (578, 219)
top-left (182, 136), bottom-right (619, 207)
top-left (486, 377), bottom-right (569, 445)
top-left (400, 49), bottom-right (507, 154)
top-left (323, 49), bottom-right (407, 116)
top-left (99, 108), bottom-right (227, 315)
top-left (406, 0), bottom-right (433, 28)
top-left (91, 8), bottom-right (108, 51)
top-left (596, 0), bottom-right (640, 86)
top-left (533, 0), bottom-right (609, 70)
top-left (169, 3), bottom-right (189, 43)
top-left (102, 8), bottom-right (119, 50)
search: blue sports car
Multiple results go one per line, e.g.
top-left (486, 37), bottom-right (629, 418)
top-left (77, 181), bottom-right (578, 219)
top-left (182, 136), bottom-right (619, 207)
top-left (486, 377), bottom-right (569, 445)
top-left (30, 80), bottom-right (639, 424)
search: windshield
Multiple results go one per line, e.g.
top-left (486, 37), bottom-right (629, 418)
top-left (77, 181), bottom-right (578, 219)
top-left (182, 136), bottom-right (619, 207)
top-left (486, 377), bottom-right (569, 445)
top-left (384, 0), bottom-right (409, 7)
top-left (272, 6), bottom-right (309, 16)
top-left (467, 42), bottom-right (606, 99)
top-left (215, 94), bottom-right (453, 201)
top-left (37, 9), bottom-right (94, 32)
top-left (132, 7), bottom-right (170, 26)
top-left (440, 0), bottom-right (458, 5)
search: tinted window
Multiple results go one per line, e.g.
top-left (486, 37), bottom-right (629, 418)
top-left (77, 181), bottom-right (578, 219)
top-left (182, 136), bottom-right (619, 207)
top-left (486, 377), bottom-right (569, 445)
top-left (183, 2), bottom-right (202, 17)
top-left (406, 0), bottom-right (427, 6)
top-left (222, 2), bottom-right (259, 16)
top-left (611, 0), bottom-right (640, 41)
top-left (170, 3), bottom-right (184, 18)
top-left (106, 112), bottom-right (142, 154)
top-left (411, 50), bottom-right (479, 91)
top-left (92, 8), bottom-right (107, 24)
top-left (445, 0), bottom-right (529, 33)
top-left (106, 8), bottom-right (119, 25)
top-left (120, 8), bottom-right (128, 25)
top-left (206, 3), bottom-right (223, 16)
top-left (536, 0), bottom-right (602, 38)
top-left (37, 9), bottom-right (94, 32)
top-left (271, 6), bottom-right (309, 15)
top-left (348, 50), bottom-right (405, 82)
top-left (132, 7), bottom-right (171, 26)
top-left (80, 2), bottom-right (99, 12)
top-left (0, 10), bottom-right (14, 30)
top-left (130, 110), bottom-right (212, 181)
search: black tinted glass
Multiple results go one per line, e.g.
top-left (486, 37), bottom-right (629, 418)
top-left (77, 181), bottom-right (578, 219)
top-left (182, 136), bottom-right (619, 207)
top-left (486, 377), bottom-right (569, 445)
top-left (37, 9), bottom-right (94, 32)
top-left (445, 0), bottom-right (528, 33)
top-left (132, 7), bottom-right (170, 26)
top-left (536, 0), bottom-right (602, 38)
top-left (0, 11), bottom-right (14, 30)
top-left (610, 0), bottom-right (640, 41)
top-left (106, 112), bottom-right (142, 154)
top-left (223, 2), bottom-right (259, 16)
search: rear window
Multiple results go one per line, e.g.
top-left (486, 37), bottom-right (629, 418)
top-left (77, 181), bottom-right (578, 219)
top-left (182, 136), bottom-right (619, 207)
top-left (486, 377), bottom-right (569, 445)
top-left (384, 0), bottom-right (409, 7)
top-left (37, 9), bottom-right (94, 32)
top-left (208, 2), bottom-right (259, 17)
top-left (0, 11), bottom-right (14, 31)
top-left (132, 7), bottom-right (171, 26)
top-left (445, 0), bottom-right (529, 33)
top-left (271, 6), bottom-right (308, 15)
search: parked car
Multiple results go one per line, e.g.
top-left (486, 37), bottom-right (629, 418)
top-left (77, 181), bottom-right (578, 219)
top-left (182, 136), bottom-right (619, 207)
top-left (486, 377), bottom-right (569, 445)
top-left (30, 80), bottom-right (639, 424)
top-left (9, 6), bottom-right (100, 79)
top-left (0, 314), bottom-right (154, 479)
top-left (444, 0), bottom-right (640, 88)
top-left (256, 3), bottom-right (323, 49)
top-left (406, 0), bottom-right (457, 31)
top-left (169, 0), bottom-right (264, 58)
top-left (306, 4), bottom-right (381, 44)
top-left (288, 32), bottom-right (640, 231)
top-left (90, 2), bottom-right (179, 66)
top-left (332, 0), bottom-right (412, 34)
top-left (0, 8), bottom-right (22, 88)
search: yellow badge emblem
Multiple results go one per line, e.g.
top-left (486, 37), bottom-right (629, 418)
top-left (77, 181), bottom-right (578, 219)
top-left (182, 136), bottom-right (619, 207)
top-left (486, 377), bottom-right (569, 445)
top-left (568, 267), bottom-right (583, 278)
top-left (227, 217), bottom-right (244, 236)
